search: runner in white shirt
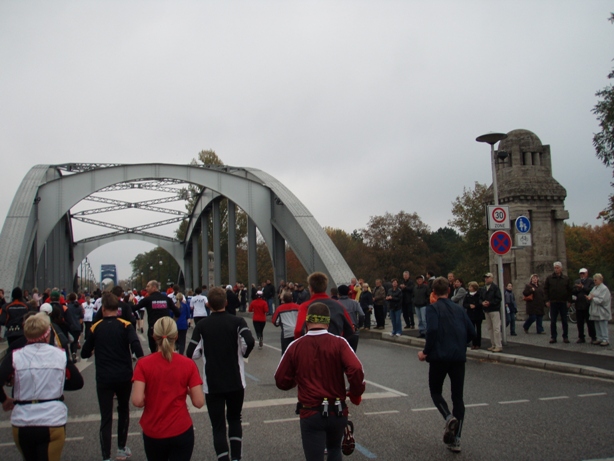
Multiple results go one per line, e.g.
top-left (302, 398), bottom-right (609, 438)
top-left (82, 295), bottom-right (97, 340)
top-left (190, 287), bottom-right (208, 325)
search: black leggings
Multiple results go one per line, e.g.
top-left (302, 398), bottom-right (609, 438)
top-left (143, 426), bottom-right (194, 461)
top-left (176, 329), bottom-right (187, 355)
top-left (13, 425), bottom-right (65, 461)
top-left (253, 321), bottom-right (266, 339)
top-left (428, 361), bottom-right (465, 437)
top-left (96, 381), bottom-right (132, 459)
top-left (206, 389), bottom-right (245, 461)
top-left (300, 412), bottom-right (347, 461)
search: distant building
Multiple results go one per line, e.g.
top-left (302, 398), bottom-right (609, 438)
top-left (487, 129), bottom-right (569, 316)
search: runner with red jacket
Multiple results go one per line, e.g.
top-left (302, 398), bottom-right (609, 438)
top-left (275, 302), bottom-right (365, 460)
top-left (293, 272), bottom-right (354, 340)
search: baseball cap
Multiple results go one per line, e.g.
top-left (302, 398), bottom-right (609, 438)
top-left (484, 272), bottom-right (494, 278)
top-left (579, 268), bottom-right (588, 273)
top-left (40, 303), bottom-right (53, 315)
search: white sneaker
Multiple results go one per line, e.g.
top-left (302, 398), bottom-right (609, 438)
top-left (116, 447), bottom-right (131, 461)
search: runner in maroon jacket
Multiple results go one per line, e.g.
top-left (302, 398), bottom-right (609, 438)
top-left (275, 302), bottom-right (365, 461)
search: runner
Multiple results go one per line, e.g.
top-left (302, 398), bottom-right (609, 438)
top-left (186, 287), bottom-right (255, 461)
top-left (189, 287), bottom-right (208, 325)
top-left (81, 292), bottom-right (144, 461)
top-left (135, 280), bottom-right (180, 353)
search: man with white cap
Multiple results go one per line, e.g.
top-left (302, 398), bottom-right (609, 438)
top-left (573, 268), bottom-right (596, 343)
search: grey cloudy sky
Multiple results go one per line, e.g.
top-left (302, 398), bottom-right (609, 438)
top-left (1, 1), bottom-right (613, 281)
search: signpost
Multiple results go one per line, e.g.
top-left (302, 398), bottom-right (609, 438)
top-left (516, 233), bottom-right (532, 247)
top-left (487, 205), bottom-right (510, 230)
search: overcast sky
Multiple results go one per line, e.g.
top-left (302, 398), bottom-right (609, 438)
top-left (1, 1), bottom-right (613, 282)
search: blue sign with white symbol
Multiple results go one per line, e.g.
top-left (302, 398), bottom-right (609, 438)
top-left (515, 216), bottom-right (531, 234)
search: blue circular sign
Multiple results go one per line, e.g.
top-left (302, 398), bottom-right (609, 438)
top-left (515, 216), bottom-right (531, 234)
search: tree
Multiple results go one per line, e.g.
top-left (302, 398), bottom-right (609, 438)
top-left (592, 13), bottom-right (614, 221)
top-left (360, 211), bottom-right (431, 281)
top-left (448, 182), bottom-right (489, 283)
top-left (565, 223), bottom-right (614, 284)
top-left (423, 227), bottom-right (463, 276)
top-left (130, 247), bottom-right (181, 291)
top-left (325, 227), bottom-right (374, 282)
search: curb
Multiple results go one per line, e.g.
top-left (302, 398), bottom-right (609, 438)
top-left (362, 330), bottom-right (614, 381)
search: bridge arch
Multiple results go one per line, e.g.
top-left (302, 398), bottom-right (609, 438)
top-left (0, 163), bottom-right (353, 293)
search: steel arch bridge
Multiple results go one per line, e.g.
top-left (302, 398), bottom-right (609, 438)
top-left (0, 163), bottom-right (354, 294)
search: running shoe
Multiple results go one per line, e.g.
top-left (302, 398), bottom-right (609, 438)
top-left (443, 417), bottom-right (458, 445)
top-left (116, 446), bottom-right (131, 461)
top-left (446, 439), bottom-right (461, 453)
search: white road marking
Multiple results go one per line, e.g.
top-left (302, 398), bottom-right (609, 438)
top-left (263, 343), bottom-right (282, 352)
top-left (0, 391), bottom-right (405, 429)
top-left (578, 392), bottom-right (607, 398)
top-left (364, 410), bottom-right (400, 415)
top-left (499, 399), bottom-right (530, 404)
top-left (365, 379), bottom-right (408, 397)
top-left (75, 358), bottom-right (94, 372)
top-left (112, 432), bottom-right (140, 438)
top-left (65, 436), bottom-right (84, 441)
top-left (465, 403), bottom-right (489, 408)
top-left (264, 417), bottom-right (300, 424)
top-left (539, 396), bottom-right (569, 401)
top-left (411, 407), bottom-right (437, 412)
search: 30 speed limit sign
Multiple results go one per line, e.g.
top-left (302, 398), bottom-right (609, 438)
top-left (487, 205), bottom-right (510, 230)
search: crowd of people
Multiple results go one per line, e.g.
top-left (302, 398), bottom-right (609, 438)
top-left (0, 260), bottom-right (611, 459)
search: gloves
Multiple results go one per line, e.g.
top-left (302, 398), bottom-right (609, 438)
top-left (347, 392), bottom-right (362, 406)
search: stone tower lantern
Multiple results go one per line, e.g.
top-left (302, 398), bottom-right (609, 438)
top-left (488, 129), bottom-right (569, 316)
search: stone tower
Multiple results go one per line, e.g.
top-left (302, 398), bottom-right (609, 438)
top-left (488, 129), bottom-right (569, 315)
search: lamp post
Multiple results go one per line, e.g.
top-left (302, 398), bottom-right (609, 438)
top-left (476, 132), bottom-right (508, 346)
top-left (158, 260), bottom-right (163, 284)
top-left (140, 272), bottom-right (144, 289)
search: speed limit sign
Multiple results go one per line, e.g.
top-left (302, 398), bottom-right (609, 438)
top-left (487, 205), bottom-right (510, 230)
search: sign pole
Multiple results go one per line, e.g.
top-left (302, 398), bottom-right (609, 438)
top-left (477, 132), bottom-right (509, 347)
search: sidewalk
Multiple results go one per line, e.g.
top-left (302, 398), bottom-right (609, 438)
top-left (361, 319), bottom-right (614, 380)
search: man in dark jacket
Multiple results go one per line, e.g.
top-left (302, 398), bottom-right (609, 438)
top-left (262, 279), bottom-right (276, 315)
top-left (544, 261), bottom-right (574, 344)
top-left (479, 273), bottom-right (503, 352)
top-left (0, 287), bottom-right (29, 345)
top-left (419, 277), bottom-right (475, 453)
top-left (413, 275), bottom-right (430, 338)
top-left (401, 271), bottom-right (415, 329)
top-left (573, 268), bottom-right (596, 343)
top-left (135, 280), bottom-right (181, 353)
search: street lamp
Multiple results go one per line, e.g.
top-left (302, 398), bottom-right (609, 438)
top-left (476, 132), bottom-right (508, 345)
top-left (158, 260), bottom-right (163, 284)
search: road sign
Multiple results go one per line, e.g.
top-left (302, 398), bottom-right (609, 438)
top-left (490, 230), bottom-right (512, 255)
top-left (515, 216), bottom-right (531, 233)
top-left (487, 205), bottom-right (510, 230)
top-left (516, 233), bottom-right (532, 247)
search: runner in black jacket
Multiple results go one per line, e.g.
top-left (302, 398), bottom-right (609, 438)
top-left (186, 287), bottom-right (254, 461)
top-left (136, 280), bottom-right (180, 353)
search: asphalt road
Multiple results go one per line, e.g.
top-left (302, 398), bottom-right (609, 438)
top-left (1, 321), bottom-right (613, 461)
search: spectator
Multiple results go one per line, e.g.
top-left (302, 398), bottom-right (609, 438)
top-left (505, 283), bottom-right (517, 336)
top-left (522, 275), bottom-right (546, 334)
top-left (463, 282), bottom-right (484, 350)
top-left (573, 268), bottom-right (595, 343)
top-left (544, 261), bottom-right (574, 344)
top-left (588, 273), bottom-right (611, 347)
top-left (479, 273), bottom-right (503, 353)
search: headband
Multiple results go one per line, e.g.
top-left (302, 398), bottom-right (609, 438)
top-left (306, 314), bottom-right (330, 324)
top-left (27, 326), bottom-right (51, 344)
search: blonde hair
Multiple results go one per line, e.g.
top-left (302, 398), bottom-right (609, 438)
top-left (153, 317), bottom-right (178, 362)
top-left (176, 292), bottom-right (184, 308)
top-left (24, 312), bottom-right (51, 341)
top-left (467, 281), bottom-right (479, 292)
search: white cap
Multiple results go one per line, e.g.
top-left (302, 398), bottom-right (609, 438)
top-left (257, 290), bottom-right (263, 296)
top-left (40, 303), bottom-right (53, 314)
top-left (579, 268), bottom-right (588, 273)
top-left (226, 285), bottom-right (233, 290)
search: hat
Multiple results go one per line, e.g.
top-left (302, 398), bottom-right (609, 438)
top-left (256, 290), bottom-right (263, 296)
top-left (484, 272), bottom-right (494, 278)
top-left (338, 284), bottom-right (350, 296)
top-left (226, 285), bottom-right (233, 290)
top-left (579, 268), bottom-right (588, 273)
top-left (40, 303), bottom-right (53, 315)
top-left (50, 290), bottom-right (61, 300)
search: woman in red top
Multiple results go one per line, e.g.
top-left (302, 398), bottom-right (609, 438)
top-left (132, 317), bottom-right (204, 461)
top-left (249, 290), bottom-right (269, 349)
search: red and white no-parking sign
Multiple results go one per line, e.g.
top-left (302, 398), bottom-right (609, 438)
top-left (487, 205), bottom-right (510, 230)
top-left (490, 230), bottom-right (512, 255)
